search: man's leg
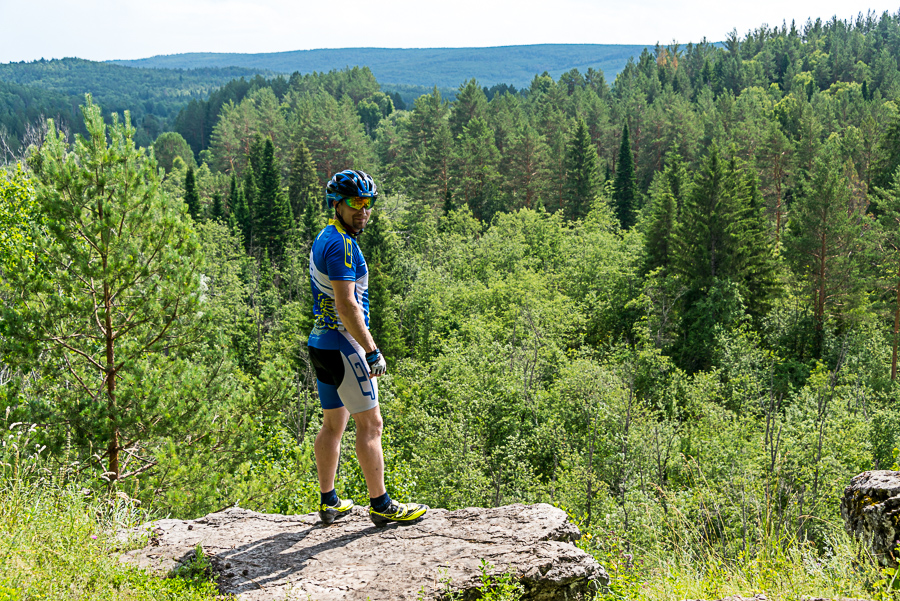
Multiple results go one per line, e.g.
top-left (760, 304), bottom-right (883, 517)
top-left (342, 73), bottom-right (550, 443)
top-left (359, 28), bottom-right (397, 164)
top-left (315, 407), bottom-right (350, 493)
top-left (352, 406), bottom-right (386, 498)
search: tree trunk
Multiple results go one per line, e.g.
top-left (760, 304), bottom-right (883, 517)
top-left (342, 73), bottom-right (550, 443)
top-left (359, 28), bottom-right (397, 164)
top-left (893, 258), bottom-right (900, 380)
top-left (105, 285), bottom-right (119, 481)
top-left (585, 412), bottom-right (599, 528)
top-left (101, 186), bottom-right (119, 481)
top-left (815, 228), bottom-right (828, 354)
top-left (774, 156), bottom-right (783, 246)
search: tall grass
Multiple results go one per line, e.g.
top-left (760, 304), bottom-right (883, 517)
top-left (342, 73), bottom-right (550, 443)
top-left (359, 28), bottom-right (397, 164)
top-left (1, 415), bottom-right (895, 601)
top-left (0, 422), bottom-right (222, 601)
top-left (575, 488), bottom-right (900, 601)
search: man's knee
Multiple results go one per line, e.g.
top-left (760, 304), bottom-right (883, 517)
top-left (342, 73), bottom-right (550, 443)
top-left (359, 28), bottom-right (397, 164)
top-left (353, 407), bottom-right (383, 440)
top-left (319, 408), bottom-right (349, 438)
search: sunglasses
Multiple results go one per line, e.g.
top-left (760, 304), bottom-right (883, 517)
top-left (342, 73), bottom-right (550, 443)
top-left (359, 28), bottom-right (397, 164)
top-left (343, 196), bottom-right (377, 210)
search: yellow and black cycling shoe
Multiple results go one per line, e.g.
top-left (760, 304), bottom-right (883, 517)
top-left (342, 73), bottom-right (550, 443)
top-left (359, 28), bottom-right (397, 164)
top-left (369, 501), bottom-right (428, 527)
top-left (319, 498), bottom-right (354, 525)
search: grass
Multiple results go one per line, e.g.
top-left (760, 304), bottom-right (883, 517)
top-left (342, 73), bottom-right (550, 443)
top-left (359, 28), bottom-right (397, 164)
top-left (0, 476), bottom-right (223, 601)
top-left (577, 518), bottom-right (900, 601)
top-left (0, 417), bottom-right (894, 601)
top-left (2, 472), bottom-right (895, 601)
top-left (1, 475), bottom-right (896, 601)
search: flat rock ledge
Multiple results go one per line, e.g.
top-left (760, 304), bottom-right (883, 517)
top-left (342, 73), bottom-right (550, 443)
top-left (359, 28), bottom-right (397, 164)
top-left (841, 470), bottom-right (900, 566)
top-left (119, 503), bottom-right (608, 600)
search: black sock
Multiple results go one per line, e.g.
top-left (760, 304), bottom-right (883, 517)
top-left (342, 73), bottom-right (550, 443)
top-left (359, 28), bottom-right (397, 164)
top-left (321, 489), bottom-right (339, 506)
top-left (370, 492), bottom-right (392, 513)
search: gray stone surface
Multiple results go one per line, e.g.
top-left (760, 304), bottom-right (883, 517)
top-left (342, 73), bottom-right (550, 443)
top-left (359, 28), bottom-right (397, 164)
top-left (120, 503), bottom-right (608, 600)
top-left (841, 470), bottom-right (900, 566)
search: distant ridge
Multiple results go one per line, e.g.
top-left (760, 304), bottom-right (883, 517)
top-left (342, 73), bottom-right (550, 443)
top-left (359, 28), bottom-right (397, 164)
top-left (110, 44), bottom-right (652, 89)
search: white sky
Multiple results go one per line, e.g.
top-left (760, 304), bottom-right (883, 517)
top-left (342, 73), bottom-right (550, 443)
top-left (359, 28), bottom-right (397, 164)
top-left (0, 0), bottom-right (896, 63)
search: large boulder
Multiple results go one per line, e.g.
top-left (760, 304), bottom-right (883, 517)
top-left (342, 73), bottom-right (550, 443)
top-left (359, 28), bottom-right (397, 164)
top-left (841, 470), bottom-right (900, 566)
top-left (120, 503), bottom-right (608, 600)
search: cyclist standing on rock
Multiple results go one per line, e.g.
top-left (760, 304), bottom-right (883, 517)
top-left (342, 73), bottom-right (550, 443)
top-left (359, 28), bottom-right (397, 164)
top-left (307, 169), bottom-right (428, 527)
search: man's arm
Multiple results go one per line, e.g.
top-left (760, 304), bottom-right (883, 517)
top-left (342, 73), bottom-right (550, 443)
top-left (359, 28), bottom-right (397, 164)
top-left (331, 280), bottom-right (377, 354)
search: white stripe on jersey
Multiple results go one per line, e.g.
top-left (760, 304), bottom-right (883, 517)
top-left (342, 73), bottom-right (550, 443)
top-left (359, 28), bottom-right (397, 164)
top-left (309, 253), bottom-right (334, 296)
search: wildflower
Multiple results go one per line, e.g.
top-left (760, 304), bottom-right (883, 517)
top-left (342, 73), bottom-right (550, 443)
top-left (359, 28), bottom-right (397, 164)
top-left (90, 535), bottom-right (97, 539)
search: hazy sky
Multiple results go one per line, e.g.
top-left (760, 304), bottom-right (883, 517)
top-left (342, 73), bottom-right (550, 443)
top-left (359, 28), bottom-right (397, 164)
top-left (0, 0), bottom-right (895, 63)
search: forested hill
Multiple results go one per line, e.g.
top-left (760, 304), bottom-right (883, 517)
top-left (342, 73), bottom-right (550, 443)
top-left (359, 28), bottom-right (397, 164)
top-left (0, 58), bottom-right (269, 150)
top-left (110, 44), bottom-right (650, 88)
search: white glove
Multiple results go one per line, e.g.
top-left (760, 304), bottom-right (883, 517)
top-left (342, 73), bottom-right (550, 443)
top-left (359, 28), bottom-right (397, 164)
top-left (366, 349), bottom-right (387, 377)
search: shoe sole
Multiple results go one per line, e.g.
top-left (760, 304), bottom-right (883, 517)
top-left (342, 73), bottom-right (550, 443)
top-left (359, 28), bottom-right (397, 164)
top-left (319, 507), bottom-right (352, 525)
top-left (369, 508), bottom-right (428, 527)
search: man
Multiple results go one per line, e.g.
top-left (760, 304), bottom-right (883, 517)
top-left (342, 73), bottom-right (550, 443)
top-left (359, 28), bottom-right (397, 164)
top-left (307, 168), bottom-right (427, 527)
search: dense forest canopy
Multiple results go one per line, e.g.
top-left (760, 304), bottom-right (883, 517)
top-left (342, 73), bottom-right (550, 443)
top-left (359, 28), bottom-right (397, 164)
top-left (3, 9), bottom-right (900, 599)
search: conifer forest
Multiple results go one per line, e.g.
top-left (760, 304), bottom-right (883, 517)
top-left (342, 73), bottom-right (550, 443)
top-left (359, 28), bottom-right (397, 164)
top-left (4, 11), bottom-right (900, 600)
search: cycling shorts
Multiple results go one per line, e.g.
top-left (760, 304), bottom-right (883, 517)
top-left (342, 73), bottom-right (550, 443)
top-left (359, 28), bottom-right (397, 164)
top-left (308, 333), bottom-right (378, 415)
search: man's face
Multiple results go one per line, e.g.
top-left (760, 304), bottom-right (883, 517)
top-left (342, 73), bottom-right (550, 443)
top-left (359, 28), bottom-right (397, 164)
top-left (334, 199), bottom-right (372, 233)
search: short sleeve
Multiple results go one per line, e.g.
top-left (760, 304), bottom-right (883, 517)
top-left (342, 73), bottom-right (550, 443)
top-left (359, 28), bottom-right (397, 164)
top-left (323, 233), bottom-right (356, 281)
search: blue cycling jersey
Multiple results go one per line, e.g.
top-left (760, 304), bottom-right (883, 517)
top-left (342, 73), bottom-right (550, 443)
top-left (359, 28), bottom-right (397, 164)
top-left (308, 219), bottom-right (370, 350)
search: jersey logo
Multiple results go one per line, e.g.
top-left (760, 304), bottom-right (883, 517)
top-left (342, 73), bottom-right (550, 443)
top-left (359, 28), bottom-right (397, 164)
top-left (343, 236), bottom-right (353, 269)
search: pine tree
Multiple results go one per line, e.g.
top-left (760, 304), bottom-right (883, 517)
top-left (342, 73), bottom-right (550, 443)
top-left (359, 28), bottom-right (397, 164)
top-left (537, 105), bottom-right (569, 212)
top-left (785, 140), bottom-right (873, 357)
top-left (451, 116), bottom-right (500, 220)
top-left (758, 125), bottom-right (794, 245)
top-left (670, 145), bottom-right (777, 370)
top-left (21, 97), bottom-right (204, 481)
top-left (876, 112), bottom-right (900, 189)
top-left (402, 89), bottom-right (453, 207)
top-left (449, 79), bottom-right (489, 138)
top-left (288, 141), bottom-right (321, 223)
top-left (734, 160), bottom-right (780, 322)
top-left (247, 134), bottom-right (265, 182)
top-left (644, 147), bottom-right (690, 273)
top-left (874, 166), bottom-right (900, 379)
top-left (644, 167), bottom-right (679, 273)
top-left (210, 192), bottom-right (225, 222)
top-left (613, 124), bottom-right (637, 229)
top-left (562, 118), bottom-right (602, 221)
top-left (229, 174), bottom-right (250, 248)
top-left (300, 196), bottom-right (323, 243)
top-left (184, 165), bottom-right (201, 220)
top-left (255, 138), bottom-right (294, 258)
top-left (242, 167), bottom-right (258, 251)
top-left (359, 211), bottom-right (405, 360)
top-left (443, 187), bottom-right (457, 215)
top-left (672, 145), bottom-right (737, 292)
top-left (502, 120), bottom-right (547, 210)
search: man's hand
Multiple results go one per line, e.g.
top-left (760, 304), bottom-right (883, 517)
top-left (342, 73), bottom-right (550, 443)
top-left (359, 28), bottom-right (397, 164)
top-left (366, 349), bottom-right (387, 377)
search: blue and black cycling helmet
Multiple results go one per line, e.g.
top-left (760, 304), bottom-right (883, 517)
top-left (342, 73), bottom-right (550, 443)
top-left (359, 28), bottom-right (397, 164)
top-left (325, 169), bottom-right (378, 210)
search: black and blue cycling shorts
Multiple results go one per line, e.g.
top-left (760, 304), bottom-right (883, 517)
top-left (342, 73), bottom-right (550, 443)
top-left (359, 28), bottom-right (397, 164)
top-left (308, 332), bottom-right (378, 415)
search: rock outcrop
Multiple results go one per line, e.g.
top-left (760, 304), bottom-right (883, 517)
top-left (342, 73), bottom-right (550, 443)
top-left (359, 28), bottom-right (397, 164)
top-left (120, 503), bottom-right (608, 600)
top-left (841, 470), bottom-right (900, 566)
